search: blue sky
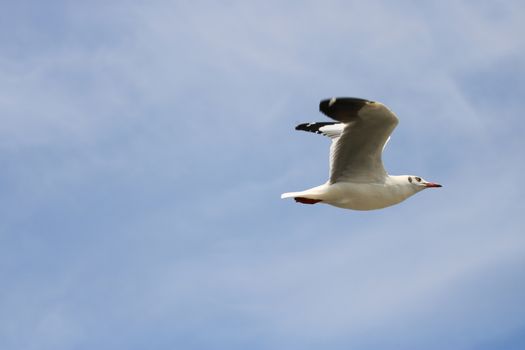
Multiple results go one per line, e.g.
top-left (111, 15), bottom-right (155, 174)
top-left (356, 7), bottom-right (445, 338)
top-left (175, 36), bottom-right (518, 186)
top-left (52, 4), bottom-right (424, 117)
top-left (1, 1), bottom-right (525, 349)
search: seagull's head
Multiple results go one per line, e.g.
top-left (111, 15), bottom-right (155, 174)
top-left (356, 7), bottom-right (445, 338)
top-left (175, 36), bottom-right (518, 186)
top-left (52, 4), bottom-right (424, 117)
top-left (406, 175), bottom-right (442, 190)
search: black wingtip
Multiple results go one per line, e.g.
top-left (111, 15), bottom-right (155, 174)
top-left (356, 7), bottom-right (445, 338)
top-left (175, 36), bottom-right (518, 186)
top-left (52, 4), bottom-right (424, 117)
top-left (295, 122), bottom-right (337, 133)
top-left (295, 123), bottom-right (309, 131)
top-left (319, 97), bottom-right (371, 122)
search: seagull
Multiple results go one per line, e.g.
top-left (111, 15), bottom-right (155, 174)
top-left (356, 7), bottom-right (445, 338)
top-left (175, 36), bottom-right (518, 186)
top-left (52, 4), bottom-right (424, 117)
top-left (281, 97), bottom-right (442, 210)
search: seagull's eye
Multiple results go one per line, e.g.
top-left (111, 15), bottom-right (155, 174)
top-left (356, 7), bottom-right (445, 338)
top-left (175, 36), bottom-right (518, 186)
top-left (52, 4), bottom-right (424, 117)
top-left (415, 177), bottom-right (421, 182)
top-left (408, 177), bottom-right (412, 183)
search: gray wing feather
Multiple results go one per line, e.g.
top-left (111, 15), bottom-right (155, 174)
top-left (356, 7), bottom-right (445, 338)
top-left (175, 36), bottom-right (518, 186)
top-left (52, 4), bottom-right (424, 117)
top-left (319, 98), bottom-right (398, 183)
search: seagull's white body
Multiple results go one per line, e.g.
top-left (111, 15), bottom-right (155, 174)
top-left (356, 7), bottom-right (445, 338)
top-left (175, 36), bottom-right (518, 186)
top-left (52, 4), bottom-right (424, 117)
top-left (281, 97), bottom-right (441, 211)
top-left (282, 176), bottom-right (419, 210)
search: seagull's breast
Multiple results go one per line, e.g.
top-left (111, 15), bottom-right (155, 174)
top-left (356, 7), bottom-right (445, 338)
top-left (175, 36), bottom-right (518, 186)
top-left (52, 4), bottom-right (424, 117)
top-left (322, 181), bottom-right (415, 210)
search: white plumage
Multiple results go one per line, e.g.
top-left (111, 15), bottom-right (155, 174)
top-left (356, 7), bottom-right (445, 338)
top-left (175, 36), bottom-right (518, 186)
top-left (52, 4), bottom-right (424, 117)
top-left (281, 97), bottom-right (441, 210)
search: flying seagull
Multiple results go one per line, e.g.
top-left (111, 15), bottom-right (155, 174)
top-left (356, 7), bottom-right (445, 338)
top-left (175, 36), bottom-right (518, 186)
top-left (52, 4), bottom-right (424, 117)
top-left (281, 97), bottom-right (442, 210)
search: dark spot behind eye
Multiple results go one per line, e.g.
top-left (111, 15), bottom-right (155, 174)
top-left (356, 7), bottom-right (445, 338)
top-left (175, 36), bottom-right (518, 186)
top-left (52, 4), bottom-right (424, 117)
top-left (408, 176), bottom-right (412, 183)
top-left (415, 177), bottom-right (421, 182)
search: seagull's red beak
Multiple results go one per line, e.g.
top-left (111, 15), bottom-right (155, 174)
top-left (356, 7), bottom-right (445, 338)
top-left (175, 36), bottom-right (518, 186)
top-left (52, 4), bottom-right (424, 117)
top-left (425, 182), bottom-right (442, 188)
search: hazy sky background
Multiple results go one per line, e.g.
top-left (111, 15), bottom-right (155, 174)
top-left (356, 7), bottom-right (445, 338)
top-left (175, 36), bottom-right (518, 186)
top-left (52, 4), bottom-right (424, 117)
top-left (1, 1), bottom-right (525, 349)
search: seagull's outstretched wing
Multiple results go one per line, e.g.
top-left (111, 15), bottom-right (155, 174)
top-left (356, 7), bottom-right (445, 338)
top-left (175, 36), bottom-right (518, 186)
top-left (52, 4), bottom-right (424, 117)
top-left (318, 97), bottom-right (399, 183)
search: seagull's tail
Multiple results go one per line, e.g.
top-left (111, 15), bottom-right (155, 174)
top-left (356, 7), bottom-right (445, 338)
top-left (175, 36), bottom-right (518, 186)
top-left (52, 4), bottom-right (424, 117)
top-left (281, 188), bottom-right (324, 205)
top-left (281, 191), bottom-right (302, 199)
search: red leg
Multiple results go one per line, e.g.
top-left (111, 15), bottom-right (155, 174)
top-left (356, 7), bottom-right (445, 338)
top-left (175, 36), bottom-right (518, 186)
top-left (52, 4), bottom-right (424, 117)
top-left (294, 197), bottom-right (322, 205)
